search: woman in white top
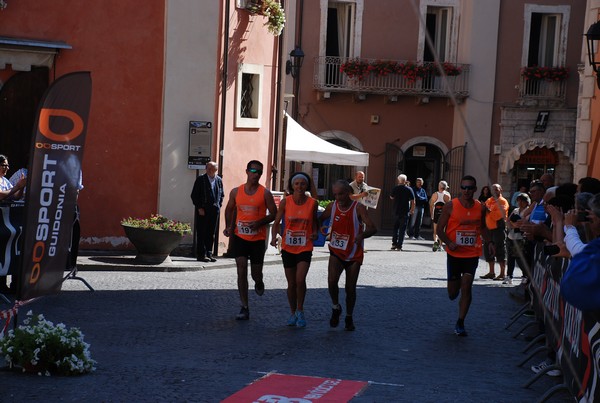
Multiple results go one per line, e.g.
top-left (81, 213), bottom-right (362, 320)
top-left (429, 180), bottom-right (451, 251)
top-left (0, 155), bottom-right (25, 201)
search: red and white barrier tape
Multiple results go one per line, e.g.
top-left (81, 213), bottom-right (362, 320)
top-left (0, 299), bottom-right (38, 337)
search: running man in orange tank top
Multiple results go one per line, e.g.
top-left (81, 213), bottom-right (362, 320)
top-left (319, 180), bottom-right (377, 331)
top-left (223, 160), bottom-right (277, 321)
top-left (436, 175), bottom-right (493, 336)
top-left (271, 172), bottom-right (319, 328)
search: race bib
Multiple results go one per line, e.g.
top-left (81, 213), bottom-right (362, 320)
top-left (330, 232), bottom-right (350, 250)
top-left (456, 230), bottom-right (477, 246)
top-left (285, 230), bottom-right (306, 246)
top-left (237, 220), bottom-right (256, 235)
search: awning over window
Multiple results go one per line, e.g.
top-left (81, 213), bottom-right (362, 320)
top-left (0, 36), bottom-right (71, 71)
top-left (285, 112), bottom-right (369, 166)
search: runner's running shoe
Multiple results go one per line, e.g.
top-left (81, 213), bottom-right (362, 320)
top-left (236, 306), bottom-right (249, 321)
top-left (454, 321), bottom-right (468, 336)
top-left (344, 316), bottom-right (355, 331)
top-left (255, 280), bottom-right (265, 296)
top-left (330, 304), bottom-right (342, 327)
top-left (296, 311), bottom-right (306, 327)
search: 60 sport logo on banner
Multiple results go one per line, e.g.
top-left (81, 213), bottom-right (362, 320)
top-left (35, 108), bottom-right (85, 151)
top-left (19, 72), bottom-right (92, 300)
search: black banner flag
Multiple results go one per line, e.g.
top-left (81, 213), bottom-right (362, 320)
top-left (18, 72), bottom-right (92, 300)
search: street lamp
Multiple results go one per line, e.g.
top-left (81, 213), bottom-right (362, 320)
top-left (585, 21), bottom-right (600, 89)
top-left (285, 45), bottom-right (305, 78)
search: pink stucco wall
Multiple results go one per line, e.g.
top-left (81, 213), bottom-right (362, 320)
top-left (0, 0), bottom-right (165, 247)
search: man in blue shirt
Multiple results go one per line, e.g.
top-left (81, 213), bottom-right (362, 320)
top-left (407, 178), bottom-right (428, 240)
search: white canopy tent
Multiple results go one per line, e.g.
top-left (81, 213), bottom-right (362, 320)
top-left (285, 112), bottom-right (369, 166)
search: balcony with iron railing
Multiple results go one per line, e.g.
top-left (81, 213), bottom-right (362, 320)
top-left (517, 66), bottom-right (568, 106)
top-left (313, 56), bottom-right (470, 99)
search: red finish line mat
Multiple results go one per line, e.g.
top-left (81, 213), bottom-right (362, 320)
top-left (222, 373), bottom-right (368, 402)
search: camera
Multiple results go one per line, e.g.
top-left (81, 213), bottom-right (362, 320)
top-left (509, 213), bottom-right (521, 223)
top-left (577, 210), bottom-right (590, 222)
top-left (543, 244), bottom-right (560, 256)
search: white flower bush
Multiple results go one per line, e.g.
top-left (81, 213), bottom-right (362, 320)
top-left (0, 311), bottom-right (96, 376)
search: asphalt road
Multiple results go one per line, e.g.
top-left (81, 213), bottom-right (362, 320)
top-left (0, 235), bottom-right (571, 402)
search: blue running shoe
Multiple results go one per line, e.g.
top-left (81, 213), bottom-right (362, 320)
top-left (296, 311), bottom-right (306, 327)
top-left (287, 313), bottom-right (297, 326)
top-left (454, 322), bottom-right (468, 337)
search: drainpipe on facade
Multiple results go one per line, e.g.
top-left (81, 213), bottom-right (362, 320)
top-left (292, 0), bottom-right (304, 120)
top-left (279, 0), bottom-right (304, 190)
top-left (272, 0), bottom-right (286, 191)
top-left (216, 0), bottom-right (231, 257)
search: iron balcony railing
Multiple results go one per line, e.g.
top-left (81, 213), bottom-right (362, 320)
top-left (518, 75), bottom-right (567, 101)
top-left (313, 56), bottom-right (470, 98)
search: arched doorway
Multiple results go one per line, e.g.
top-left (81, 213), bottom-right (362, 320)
top-left (380, 141), bottom-right (464, 230)
top-left (0, 67), bottom-right (49, 171)
top-left (511, 147), bottom-right (557, 189)
top-left (403, 143), bottom-right (444, 198)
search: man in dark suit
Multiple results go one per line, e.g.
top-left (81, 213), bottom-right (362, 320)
top-left (191, 161), bottom-right (224, 262)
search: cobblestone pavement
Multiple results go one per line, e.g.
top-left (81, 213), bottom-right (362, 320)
top-left (0, 235), bottom-right (571, 402)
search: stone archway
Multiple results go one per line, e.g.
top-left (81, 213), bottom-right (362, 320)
top-left (400, 135), bottom-right (449, 155)
top-left (499, 139), bottom-right (573, 195)
top-left (499, 137), bottom-right (573, 174)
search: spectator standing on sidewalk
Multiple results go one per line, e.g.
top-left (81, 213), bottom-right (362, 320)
top-left (407, 178), bottom-right (428, 240)
top-left (479, 184), bottom-right (509, 281)
top-left (478, 186), bottom-right (491, 203)
top-left (430, 180), bottom-right (451, 251)
top-left (510, 185), bottom-right (528, 208)
top-left (389, 174), bottom-right (415, 251)
top-left (319, 180), bottom-right (377, 331)
top-left (190, 161), bottom-right (224, 262)
top-left (223, 160), bottom-right (277, 321)
top-left (504, 193), bottom-right (530, 284)
top-left (436, 175), bottom-right (493, 336)
top-left (349, 171), bottom-right (369, 202)
top-left (270, 172), bottom-right (319, 328)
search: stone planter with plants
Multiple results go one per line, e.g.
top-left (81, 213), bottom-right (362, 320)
top-left (121, 214), bottom-right (191, 264)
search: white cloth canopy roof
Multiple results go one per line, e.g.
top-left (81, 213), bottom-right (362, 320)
top-left (285, 113), bottom-right (369, 166)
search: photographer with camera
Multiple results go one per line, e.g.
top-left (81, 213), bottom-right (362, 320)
top-left (561, 192), bottom-right (600, 311)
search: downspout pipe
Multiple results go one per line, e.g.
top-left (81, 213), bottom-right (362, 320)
top-left (272, 0), bottom-right (286, 190)
top-left (215, 0), bottom-right (231, 257)
top-left (218, 0), bottom-right (230, 172)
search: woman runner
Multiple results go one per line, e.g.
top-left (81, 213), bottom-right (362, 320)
top-left (271, 172), bottom-right (319, 327)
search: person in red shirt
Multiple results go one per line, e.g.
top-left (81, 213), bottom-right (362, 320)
top-left (479, 183), bottom-right (509, 280)
top-left (436, 175), bottom-right (493, 336)
top-left (271, 172), bottom-right (319, 327)
top-left (223, 160), bottom-right (277, 321)
top-left (319, 180), bottom-right (377, 331)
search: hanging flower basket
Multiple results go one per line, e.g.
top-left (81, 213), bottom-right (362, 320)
top-left (246, 0), bottom-right (286, 36)
top-left (521, 66), bottom-right (569, 81)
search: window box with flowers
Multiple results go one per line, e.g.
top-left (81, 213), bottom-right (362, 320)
top-left (339, 59), bottom-right (371, 81)
top-left (245, 0), bottom-right (286, 36)
top-left (521, 66), bottom-right (569, 81)
top-left (339, 59), bottom-right (463, 83)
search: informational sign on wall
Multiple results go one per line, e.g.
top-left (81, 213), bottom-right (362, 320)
top-left (188, 121), bottom-right (212, 169)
